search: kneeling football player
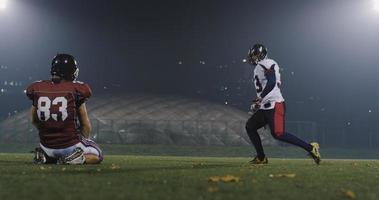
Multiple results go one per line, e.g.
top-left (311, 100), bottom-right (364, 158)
top-left (245, 44), bottom-right (321, 164)
top-left (26, 54), bottom-right (103, 165)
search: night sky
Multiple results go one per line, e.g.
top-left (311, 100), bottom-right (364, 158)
top-left (1, 0), bottom-right (379, 133)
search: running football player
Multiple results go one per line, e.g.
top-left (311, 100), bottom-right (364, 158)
top-left (245, 44), bottom-right (321, 164)
top-left (26, 54), bottom-right (103, 164)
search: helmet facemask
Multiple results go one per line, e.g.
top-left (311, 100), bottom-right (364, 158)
top-left (247, 44), bottom-right (268, 65)
top-left (72, 68), bottom-right (79, 81)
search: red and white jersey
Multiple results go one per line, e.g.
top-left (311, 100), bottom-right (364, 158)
top-left (253, 58), bottom-right (284, 110)
top-left (26, 80), bottom-right (92, 149)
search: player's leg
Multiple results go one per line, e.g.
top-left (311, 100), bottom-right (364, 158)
top-left (265, 102), bottom-right (321, 164)
top-left (63, 146), bottom-right (102, 164)
top-left (38, 144), bottom-right (86, 165)
top-left (79, 137), bottom-right (103, 164)
top-left (245, 110), bottom-right (267, 163)
top-left (45, 139), bottom-right (103, 165)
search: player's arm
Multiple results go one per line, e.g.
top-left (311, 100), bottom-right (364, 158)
top-left (30, 106), bottom-right (40, 129)
top-left (78, 103), bottom-right (92, 138)
top-left (27, 84), bottom-right (40, 129)
top-left (260, 64), bottom-right (277, 99)
top-left (78, 105), bottom-right (100, 165)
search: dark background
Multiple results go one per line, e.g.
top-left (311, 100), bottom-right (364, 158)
top-left (1, 0), bottom-right (379, 143)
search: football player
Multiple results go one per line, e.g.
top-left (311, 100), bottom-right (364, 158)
top-left (245, 44), bottom-right (321, 164)
top-left (27, 54), bottom-right (103, 164)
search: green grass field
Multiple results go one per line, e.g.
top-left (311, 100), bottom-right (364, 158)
top-left (1, 153), bottom-right (379, 200)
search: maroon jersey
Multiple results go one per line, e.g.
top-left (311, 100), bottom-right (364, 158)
top-left (26, 80), bottom-right (92, 149)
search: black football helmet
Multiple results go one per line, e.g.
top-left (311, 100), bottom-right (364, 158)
top-left (51, 54), bottom-right (79, 82)
top-left (247, 44), bottom-right (267, 64)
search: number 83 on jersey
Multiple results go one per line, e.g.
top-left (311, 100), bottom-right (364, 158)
top-left (37, 96), bottom-right (68, 121)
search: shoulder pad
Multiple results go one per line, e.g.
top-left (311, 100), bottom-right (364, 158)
top-left (75, 83), bottom-right (92, 106)
top-left (76, 83), bottom-right (92, 99)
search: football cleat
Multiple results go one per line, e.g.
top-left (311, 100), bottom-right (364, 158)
top-left (58, 147), bottom-right (86, 165)
top-left (249, 156), bottom-right (268, 165)
top-left (309, 142), bottom-right (321, 165)
top-left (32, 147), bottom-right (47, 164)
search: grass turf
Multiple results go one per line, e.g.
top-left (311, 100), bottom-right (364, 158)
top-left (2, 143), bottom-right (379, 159)
top-left (0, 154), bottom-right (379, 200)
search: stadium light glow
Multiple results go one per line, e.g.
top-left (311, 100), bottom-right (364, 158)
top-left (374, 0), bottom-right (379, 11)
top-left (0, 0), bottom-right (8, 10)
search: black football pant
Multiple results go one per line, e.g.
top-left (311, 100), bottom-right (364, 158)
top-left (245, 102), bottom-right (312, 159)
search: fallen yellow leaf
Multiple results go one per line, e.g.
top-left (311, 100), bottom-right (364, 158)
top-left (221, 175), bottom-right (240, 182)
top-left (207, 187), bottom-right (219, 193)
top-left (110, 164), bottom-right (121, 170)
top-left (192, 163), bottom-right (206, 168)
top-left (344, 190), bottom-right (356, 199)
top-left (269, 173), bottom-right (296, 178)
top-left (208, 175), bottom-right (240, 183)
top-left (208, 176), bottom-right (221, 182)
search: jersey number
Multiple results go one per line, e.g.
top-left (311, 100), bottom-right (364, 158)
top-left (37, 97), bottom-right (68, 121)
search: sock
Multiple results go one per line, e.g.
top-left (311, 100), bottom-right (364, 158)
top-left (277, 132), bottom-right (312, 152)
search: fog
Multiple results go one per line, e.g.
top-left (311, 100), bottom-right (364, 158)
top-left (1, 0), bottom-right (379, 148)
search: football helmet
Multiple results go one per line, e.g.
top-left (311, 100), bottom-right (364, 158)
top-left (247, 44), bottom-right (267, 64)
top-left (51, 53), bottom-right (79, 82)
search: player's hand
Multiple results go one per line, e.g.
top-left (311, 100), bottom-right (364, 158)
top-left (253, 97), bottom-right (262, 105)
top-left (250, 97), bottom-right (262, 112)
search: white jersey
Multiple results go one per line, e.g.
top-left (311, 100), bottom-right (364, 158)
top-left (253, 58), bottom-right (284, 110)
